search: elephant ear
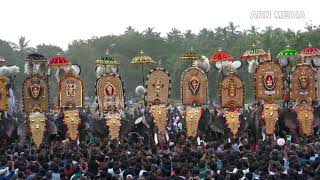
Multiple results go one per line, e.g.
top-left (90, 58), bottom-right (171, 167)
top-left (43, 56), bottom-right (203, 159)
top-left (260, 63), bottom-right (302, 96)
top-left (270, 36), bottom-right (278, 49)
top-left (313, 112), bottom-right (320, 128)
top-left (209, 123), bottom-right (224, 134)
top-left (211, 115), bottom-right (225, 134)
top-left (47, 120), bottom-right (58, 135)
top-left (91, 119), bottom-right (107, 137)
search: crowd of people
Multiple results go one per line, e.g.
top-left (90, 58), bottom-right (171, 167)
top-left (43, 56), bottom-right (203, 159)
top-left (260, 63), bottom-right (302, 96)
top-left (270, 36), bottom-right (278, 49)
top-left (1, 101), bottom-right (320, 179)
top-left (1, 132), bottom-right (320, 180)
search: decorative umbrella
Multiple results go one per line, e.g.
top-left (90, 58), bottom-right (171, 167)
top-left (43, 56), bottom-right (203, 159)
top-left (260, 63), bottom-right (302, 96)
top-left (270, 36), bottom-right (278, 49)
top-left (240, 43), bottom-right (268, 63)
top-left (211, 49), bottom-right (241, 72)
top-left (211, 49), bottom-right (234, 62)
top-left (0, 56), bottom-right (5, 67)
top-left (180, 48), bottom-right (203, 62)
top-left (96, 50), bottom-right (120, 75)
top-left (48, 54), bottom-right (71, 68)
top-left (25, 53), bottom-right (48, 74)
top-left (277, 45), bottom-right (299, 67)
top-left (26, 53), bottom-right (48, 63)
top-left (96, 50), bottom-right (120, 66)
top-left (130, 50), bottom-right (156, 84)
top-left (300, 42), bottom-right (320, 66)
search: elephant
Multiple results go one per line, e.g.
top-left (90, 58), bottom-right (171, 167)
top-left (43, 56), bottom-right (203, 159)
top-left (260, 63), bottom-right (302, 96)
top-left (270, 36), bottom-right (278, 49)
top-left (278, 102), bottom-right (320, 139)
top-left (52, 111), bottom-right (92, 142)
top-left (197, 107), bottom-right (251, 141)
top-left (84, 109), bottom-right (150, 144)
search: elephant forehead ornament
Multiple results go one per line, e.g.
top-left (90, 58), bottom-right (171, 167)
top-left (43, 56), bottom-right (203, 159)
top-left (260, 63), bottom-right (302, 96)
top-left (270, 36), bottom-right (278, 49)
top-left (295, 102), bottom-right (314, 136)
top-left (63, 109), bottom-right (81, 141)
top-left (105, 113), bottom-right (121, 139)
top-left (29, 112), bottom-right (46, 147)
top-left (185, 106), bottom-right (202, 137)
top-left (150, 104), bottom-right (167, 134)
top-left (262, 103), bottom-right (279, 135)
top-left (225, 110), bottom-right (241, 136)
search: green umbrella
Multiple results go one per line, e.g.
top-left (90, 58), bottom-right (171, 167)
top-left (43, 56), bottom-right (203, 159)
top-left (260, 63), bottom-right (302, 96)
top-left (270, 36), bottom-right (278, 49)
top-left (277, 45), bottom-right (299, 67)
top-left (96, 50), bottom-right (120, 75)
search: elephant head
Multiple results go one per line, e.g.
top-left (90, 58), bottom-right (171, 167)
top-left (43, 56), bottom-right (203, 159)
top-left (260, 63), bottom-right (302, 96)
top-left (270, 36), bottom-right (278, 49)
top-left (17, 116), bottom-right (57, 145)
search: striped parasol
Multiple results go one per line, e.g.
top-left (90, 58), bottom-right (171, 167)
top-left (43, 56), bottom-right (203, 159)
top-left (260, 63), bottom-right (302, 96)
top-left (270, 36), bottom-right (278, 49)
top-left (240, 43), bottom-right (268, 62)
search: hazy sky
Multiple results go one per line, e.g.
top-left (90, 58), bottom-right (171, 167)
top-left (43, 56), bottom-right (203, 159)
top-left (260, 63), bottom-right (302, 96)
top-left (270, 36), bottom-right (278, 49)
top-left (0, 0), bottom-right (319, 49)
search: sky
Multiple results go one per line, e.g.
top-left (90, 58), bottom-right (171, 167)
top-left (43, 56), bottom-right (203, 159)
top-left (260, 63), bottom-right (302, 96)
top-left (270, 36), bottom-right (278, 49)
top-left (0, 0), bottom-right (319, 50)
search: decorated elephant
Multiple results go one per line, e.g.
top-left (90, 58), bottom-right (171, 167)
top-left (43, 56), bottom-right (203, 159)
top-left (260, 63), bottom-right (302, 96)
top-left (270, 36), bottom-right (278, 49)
top-left (73, 107), bottom-right (150, 144)
top-left (17, 115), bottom-right (57, 145)
top-left (52, 111), bottom-right (91, 142)
top-left (198, 107), bottom-right (250, 141)
top-left (278, 102), bottom-right (320, 138)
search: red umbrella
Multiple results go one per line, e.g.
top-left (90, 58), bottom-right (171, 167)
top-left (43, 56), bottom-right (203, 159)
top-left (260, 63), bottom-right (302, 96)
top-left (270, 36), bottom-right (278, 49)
top-left (211, 49), bottom-right (234, 62)
top-left (300, 42), bottom-right (320, 58)
top-left (48, 55), bottom-right (71, 68)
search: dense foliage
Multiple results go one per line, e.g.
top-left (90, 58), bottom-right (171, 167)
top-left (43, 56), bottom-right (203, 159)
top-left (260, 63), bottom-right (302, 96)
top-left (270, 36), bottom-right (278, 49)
top-left (1, 23), bottom-right (320, 103)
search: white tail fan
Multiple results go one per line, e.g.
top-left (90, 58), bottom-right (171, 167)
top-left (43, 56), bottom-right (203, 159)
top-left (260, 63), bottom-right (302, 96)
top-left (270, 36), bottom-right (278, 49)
top-left (248, 60), bottom-right (258, 74)
top-left (195, 56), bottom-right (210, 72)
top-left (135, 86), bottom-right (146, 96)
top-left (231, 60), bottom-right (241, 69)
top-left (313, 57), bottom-right (320, 66)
